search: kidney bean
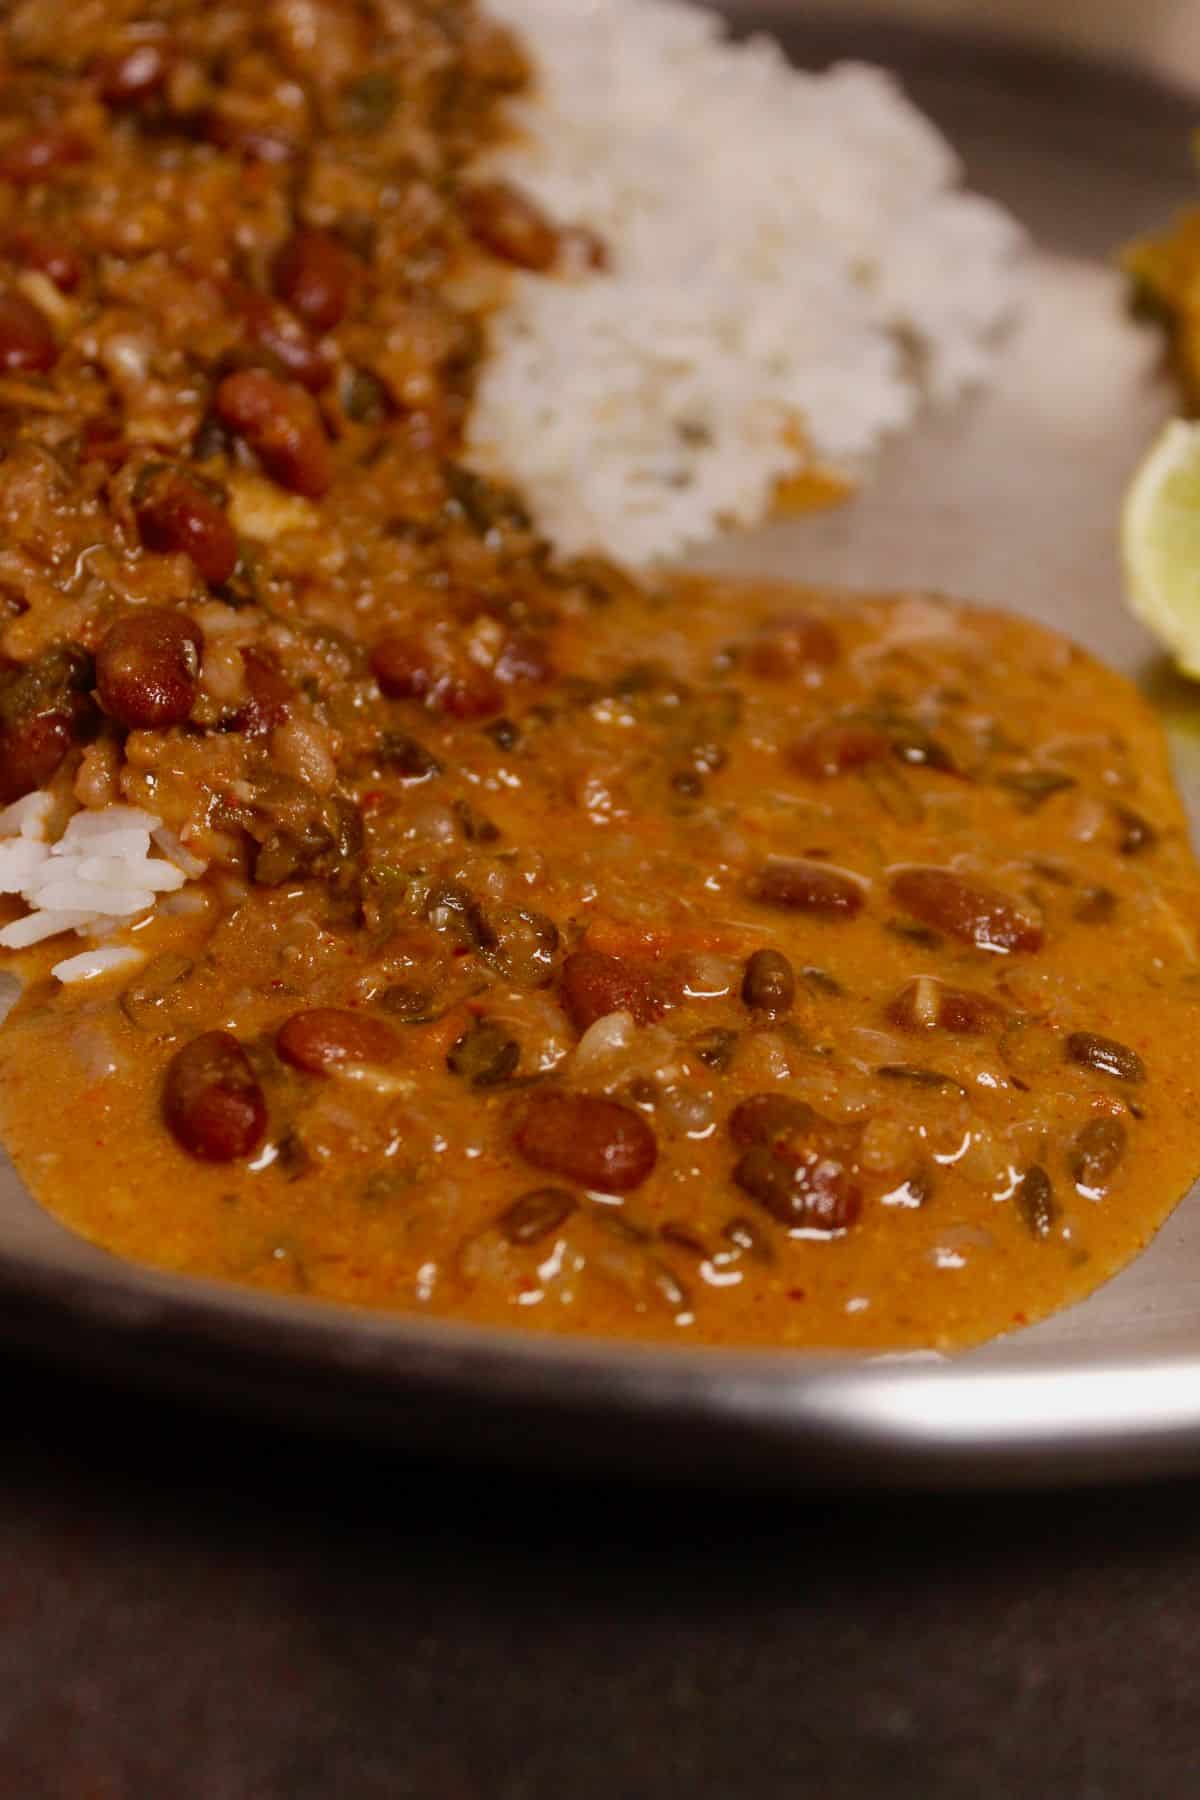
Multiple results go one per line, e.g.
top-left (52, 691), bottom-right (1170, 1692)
top-left (0, 646), bottom-right (95, 804)
top-left (741, 948), bottom-right (795, 1018)
top-left (741, 1090), bottom-right (856, 1145)
top-left (1070, 1116), bottom-right (1127, 1192)
top-left (163, 1031), bottom-right (267, 1162)
top-left (272, 230), bottom-right (357, 332)
top-left (788, 720), bottom-right (891, 778)
top-left (236, 649), bottom-right (294, 734)
top-left (1065, 1031), bottom-right (1145, 1084)
top-left (514, 1092), bottom-right (658, 1193)
top-left (96, 608), bottom-right (202, 730)
top-left (0, 710), bottom-right (75, 804)
top-left (439, 667), bottom-right (504, 719)
top-left (276, 1007), bottom-right (400, 1074)
top-left (1014, 1164), bottom-right (1058, 1240)
top-left (560, 949), bottom-right (672, 1032)
top-left (729, 1093), bottom-right (863, 1230)
top-left (370, 630), bottom-right (504, 718)
top-left (745, 613), bottom-right (839, 680)
top-left (0, 130), bottom-right (89, 185)
top-left (0, 291), bottom-right (57, 372)
top-left (733, 1144), bottom-right (861, 1232)
top-left (938, 989), bottom-right (1010, 1033)
top-left (136, 475), bottom-right (238, 586)
top-left (7, 230), bottom-right (82, 293)
top-left (889, 867), bottom-right (1043, 953)
top-left (749, 859), bottom-right (865, 918)
top-left (235, 291), bottom-right (332, 392)
top-left (729, 1093), bottom-right (819, 1149)
top-left (497, 1186), bottom-right (578, 1246)
top-left (214, 369), bottom-right (333, 498)
top-left (461, 181), bottom-right (561, 271)
top-left (370, 634), bottom-right (441, 703)
top-left (886, 977), bottom-right (1007, 1036)
top-left (98, 42), bottom-right (171, 106)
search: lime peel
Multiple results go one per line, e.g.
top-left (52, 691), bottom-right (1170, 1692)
top-left (1122, 417), bottom-right (1200, 678)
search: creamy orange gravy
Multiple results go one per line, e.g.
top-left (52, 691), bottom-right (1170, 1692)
top-left (3, 577), bottom-right (1200, 1352)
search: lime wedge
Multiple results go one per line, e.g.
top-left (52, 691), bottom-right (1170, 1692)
top-left (1122, 418), bottom-right (1200, 677)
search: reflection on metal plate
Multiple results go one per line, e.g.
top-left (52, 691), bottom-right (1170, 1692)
top-left (3, 8), bottom-right (1200, 1486)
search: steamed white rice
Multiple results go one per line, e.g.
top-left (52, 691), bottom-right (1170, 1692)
top-left (468, 0), bottom-right (1025, 564)
top-left (0, 797), bottom-right (203, 981)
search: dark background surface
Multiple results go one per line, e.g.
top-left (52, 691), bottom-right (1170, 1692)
top-left (1, 1361), bottom-right (1198, 1800)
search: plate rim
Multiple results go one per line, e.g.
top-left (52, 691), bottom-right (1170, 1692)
top-left (5, 7), bottom-right (1200, 1489)
top-left (4, 1230), bottom-right (1199, 1489)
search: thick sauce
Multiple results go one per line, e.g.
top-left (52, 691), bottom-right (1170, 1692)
top-left (4, 578), bottom-right (1200, 1351)
top-left (0, 0), bottom-right (1198, 1351)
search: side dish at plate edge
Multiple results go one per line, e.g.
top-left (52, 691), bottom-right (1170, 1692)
top-left (0, 0), bottom-right (1196, 1357)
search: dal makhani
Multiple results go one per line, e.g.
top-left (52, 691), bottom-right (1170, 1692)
top-left (0, 0), bottom-right (1194, 1353)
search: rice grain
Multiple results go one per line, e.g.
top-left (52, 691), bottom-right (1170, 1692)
top-left (469, 0), bottom-right (1024, 563)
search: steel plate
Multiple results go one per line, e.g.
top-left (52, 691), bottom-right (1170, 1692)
top-left (3, 4), bottom-right (1200, 1488)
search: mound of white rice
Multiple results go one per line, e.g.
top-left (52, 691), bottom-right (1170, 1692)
top-left (468, 0), bottom-right (1025, 564)
top-left (0, 795), bottom-right (204, 981)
